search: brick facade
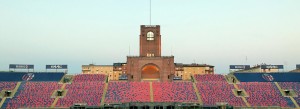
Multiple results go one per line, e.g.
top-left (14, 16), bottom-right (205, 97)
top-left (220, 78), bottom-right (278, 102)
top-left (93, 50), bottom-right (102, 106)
top-left (127, 25), bottom-right (175, 82)
top-left (127, 56), bottom-right (175, 82)
top-left (82, 25), bottom-right (214, 81)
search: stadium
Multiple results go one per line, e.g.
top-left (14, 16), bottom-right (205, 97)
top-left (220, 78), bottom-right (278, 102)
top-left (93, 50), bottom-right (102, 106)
top-left (0, 65), bottom-right (300, 109)
top-left (1, 1), bottom-right (300, 109)
top-left (0, 24), bottom-right (300, 109)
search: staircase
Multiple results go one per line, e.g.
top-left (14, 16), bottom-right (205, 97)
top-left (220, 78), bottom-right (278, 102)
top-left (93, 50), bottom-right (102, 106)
top-left (51, 83), bottom-right (67, 108)
top-left (0, 82), bottom-right (24, 108)
top-left (191, 75), bottom-right (203, 105)
top-left (274, 82), bottom-right (300, 108)
top-left (225, 75), bottom-right (240, 84)
top-left (100, 83), bottom-right (108, 106)
top-left (232, 84), bottom-right (239, 89)
top-left (191, 75), bottom-right (196, 83)
top-left (51, 95), bottom-right (59, 108)
top-left (0, 97), bottom-right (6, 108)
top-left (241, 97), bottom-right (250, 107)
top-left (59, 75), bottom-right (74, 84)
top-left (230, 77), bottom-right (251, 107)
top-left (192, 83), bottom-right (203, 105)
top-left (150, 82), bottom-right (154, 102)
top-left (289, 97), bottom-right (300, 108)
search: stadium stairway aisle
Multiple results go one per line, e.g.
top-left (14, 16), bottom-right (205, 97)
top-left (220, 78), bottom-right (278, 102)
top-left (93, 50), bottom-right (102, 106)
top-left (150, 82), bottom-right (154, 102)
top-left (1, 82), bottom-right (23, 108)
top-left (191, 74), bottom-right (203, 105)
top-left (232, 84), bottom-right (250, 107)
top-left (274, 82), bottom-right (300, 108)
top-left (289, 96), bottom-right (299, 108)
top-left (51, 83), bottom-right (67, 108)
top-left (232, 84), bottom-right (239, 89)
top-left (191, 75), bottom-right (196, 83)
top-left (100, 83), bottom-right (108, 106)
top-left (0, 97), bottom-right (6, 108)
top-left (225, 75), bottom-right (250, 107)
top-left (192, 82), bottom-right (203, 105)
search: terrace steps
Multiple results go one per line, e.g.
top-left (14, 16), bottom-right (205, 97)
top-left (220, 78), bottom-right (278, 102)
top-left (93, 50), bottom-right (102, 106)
top-left (233, 84), bottom-right (239, 89)
top-left (192, 82), bottom-right (203, 105)
top-left (232, 81), bottom-right (250, 107)
top-left (226, 77), bottom-right (251, 107)
top-left (150, 82), bottom-right (154, 102)
top-left (289, 97), bottom-right (300, 108)
top-left (0, 82), bottom-right (21, 108)
top-left (0, 97), bottom-right (6, 108)
top-left (100, 83), bottom-right (108, 106)
top-left (51, 83), bottom-right (67, 108)
top-left (274, 82), bottom-right (300, 108)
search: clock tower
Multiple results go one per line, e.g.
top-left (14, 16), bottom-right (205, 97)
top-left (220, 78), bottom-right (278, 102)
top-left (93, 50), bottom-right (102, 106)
top-left (140, 25), bottom-right (161, 57)
top-left (126, 25), bottom-right (174, 82)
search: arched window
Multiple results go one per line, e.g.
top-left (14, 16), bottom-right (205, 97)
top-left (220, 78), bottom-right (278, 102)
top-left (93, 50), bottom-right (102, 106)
top-left (147, 31), bottom-right (154, 40)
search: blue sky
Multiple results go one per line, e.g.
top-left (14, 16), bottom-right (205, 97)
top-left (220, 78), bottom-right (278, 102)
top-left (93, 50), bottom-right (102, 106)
top-left (0, 0), bottom-right (299, 74)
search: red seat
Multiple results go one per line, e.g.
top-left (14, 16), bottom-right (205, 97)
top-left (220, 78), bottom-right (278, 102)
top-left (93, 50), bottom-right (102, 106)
top-left (73, 74), bottom-right (106, 82)
top-left (238, 82), bottom-right (290, 107)
top-left (194, 74), bottom-right (225, 82)
top-left (196, 81), bottom-right (245, 106)
top-left (105, 82), bottom-right (150, 103)
top-left (6, 82), bottom-right (61, 108)
top-left (152, 82), bottom-right (198, 103)
top-left (56, 81), bottom-right (104, 107)
top-left (278, 82), bottom-right (300, 107)
top-left (0, 82), bottom-right (17, 91)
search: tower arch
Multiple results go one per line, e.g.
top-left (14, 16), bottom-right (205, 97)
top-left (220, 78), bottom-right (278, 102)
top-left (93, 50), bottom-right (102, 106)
top-left (141, 63), bottom-right (160, 80)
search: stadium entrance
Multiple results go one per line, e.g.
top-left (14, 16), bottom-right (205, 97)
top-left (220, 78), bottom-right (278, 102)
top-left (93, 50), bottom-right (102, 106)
top-left (142, 64), bottom-right (160, 80)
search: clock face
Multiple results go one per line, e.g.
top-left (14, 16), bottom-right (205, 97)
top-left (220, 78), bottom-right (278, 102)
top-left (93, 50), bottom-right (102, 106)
top-left (147, 31), bottom-right (154, 40)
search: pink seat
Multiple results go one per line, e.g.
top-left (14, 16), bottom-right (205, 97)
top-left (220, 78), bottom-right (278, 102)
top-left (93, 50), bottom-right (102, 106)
top-left (194, 74), bottom-right (225, 82)
top-left (105, 82), bottom-right (150, 103)
top-left (152, 82), bottom-right (198, 103)
top-left (278, 82), bottom-right (300, 107)
top-left (73, 74), bottom-right (106, 82)
top-left (0, 82), bottom-right (17, 103)
top-left (196, 81), bottom-right (245, 106)
top-left (56, 81), bottom-right (104, 107)
top-left (6, 82), bottom-right (61, 108)
top-left (238, 82), bottom-right (291, 107)
top-left (0, 82), bottom-right (17, 91)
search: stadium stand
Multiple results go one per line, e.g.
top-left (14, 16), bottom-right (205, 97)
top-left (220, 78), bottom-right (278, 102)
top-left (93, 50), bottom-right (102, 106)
top-left (278, 82), bottom-right (300, 105)
top-left (238, 82), bottom-right (293, 107)
top-left (194, 74), bottom-right (225, 82)
top-left (6, 82), bottom-right (61, 108)
top-left (0, 82), bottom-right (17, 91)
top-left (56, 81), bottom-right (105, 107)
top-left (72, 74), bottom-right (106, 82)
top-left (152, 82), bottom-right (198, 103)
top-left (194, 74), bottom-right (245, 106)
top-left (196, 81), bottom-right (245, 106)
top-left (105, 82), bottom-right (151, 103)
top-left (0, 82), bottom-right (17, 102)
top-left (1, 82), bottom-right (25, 108)
top-left (1, 73), bottom-right (298, 108)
